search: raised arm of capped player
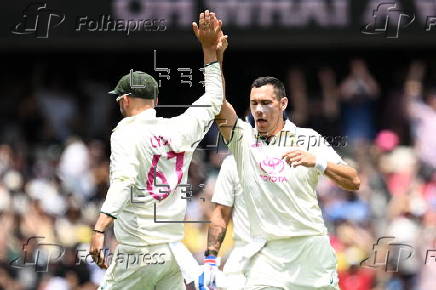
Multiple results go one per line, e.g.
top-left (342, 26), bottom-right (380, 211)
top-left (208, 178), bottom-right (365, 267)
top-left (167, 11), bottom-right (225, 151)
top-left (192, 10), bottom-right (220, 66)
top-left (170, 10), bottom-right (227, 151)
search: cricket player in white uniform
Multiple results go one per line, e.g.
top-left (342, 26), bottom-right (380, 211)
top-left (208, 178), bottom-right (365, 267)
top-left (89, 11), bottom-right (225, 290)
top-left (201, 30), bottom-right (361, 289)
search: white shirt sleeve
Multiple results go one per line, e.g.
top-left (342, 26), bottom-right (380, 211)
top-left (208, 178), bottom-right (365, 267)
top-left (169, 62), bottom-right (223, 151)
top-left (211, 156), bottom-right (236, 207)
top-left (100, 129), bottom-right (139, 218)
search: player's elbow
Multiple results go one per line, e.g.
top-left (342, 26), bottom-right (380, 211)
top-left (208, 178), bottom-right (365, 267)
top-left (212, 204), bottom-right (231, 226)
top-left (211, 213), bottom-right (228, 229)
top-left (215, 101), bottom-right (237, 143)
top-left (350, 175), bottom-right (361, 191)
top-left (345, 171), bottom-right (360, 191)
top-left (339, 169), bottom-right (360, 191)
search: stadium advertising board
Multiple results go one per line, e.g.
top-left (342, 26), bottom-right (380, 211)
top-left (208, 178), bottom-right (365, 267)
top-left (2, 0), bottom-right (436, 50)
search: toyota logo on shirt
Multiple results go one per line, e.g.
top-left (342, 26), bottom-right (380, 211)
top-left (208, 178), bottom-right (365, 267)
top-left (259, 157), bottom-right (285, 175)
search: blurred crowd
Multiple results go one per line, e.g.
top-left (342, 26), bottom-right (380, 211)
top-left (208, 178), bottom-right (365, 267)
top-left (0, 58), bottom-right (435, 290)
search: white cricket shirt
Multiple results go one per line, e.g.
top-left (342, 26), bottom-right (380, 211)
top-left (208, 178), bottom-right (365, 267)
top-left (226, 119), bottom-right (346, 240)
top-left (211, 155), bottom-right (251, 244)
top-left (100, 63), bottom-right (223, 246)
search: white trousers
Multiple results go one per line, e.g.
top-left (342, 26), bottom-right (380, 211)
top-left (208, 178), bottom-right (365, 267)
top-left (99, 242), bottom-right (196, 290)
top-left (244, 235), bottom-right (339, 290)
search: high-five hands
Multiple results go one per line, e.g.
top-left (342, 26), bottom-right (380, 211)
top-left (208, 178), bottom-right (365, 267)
top-left (192, 10), bottom-right (222, 50)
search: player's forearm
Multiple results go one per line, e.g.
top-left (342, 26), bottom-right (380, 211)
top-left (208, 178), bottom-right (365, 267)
top-left (207, 207), bottom-right (230, 256)
top-left (203, 47), bottom-right (217, 65)
top-left (217, 51), bottom-right (225, 100)
top-left (214, 51), bottom-right (237, 141)
top-left (187, 61), bottom-right (223, 119)
top-left (324, 162), bottom-right (360, 191)
top-left (217, 49), bottom-right (224, 67)
top-left (94, 213), bottom-right (114, 232)
top-left (207, 224), bottom-right (227, 256)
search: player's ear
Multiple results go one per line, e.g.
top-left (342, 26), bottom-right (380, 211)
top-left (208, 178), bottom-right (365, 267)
top-left (280, 97), bottom-right (288, 111)
top-left (155, 97), bottom-right (159, 107)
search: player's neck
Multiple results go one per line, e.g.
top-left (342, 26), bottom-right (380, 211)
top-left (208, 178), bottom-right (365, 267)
top-left (269, 118), bottom-right (285, 137)
top-left (126, 106), bottom-right (154, 117)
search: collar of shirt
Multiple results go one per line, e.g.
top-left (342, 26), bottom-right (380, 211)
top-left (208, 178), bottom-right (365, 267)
top-left (113, 108), bottom-right (157, 131)
top-left (135, 108), bottom-right (157, 120)
top-left (254, 119), bottom-right (297, 145)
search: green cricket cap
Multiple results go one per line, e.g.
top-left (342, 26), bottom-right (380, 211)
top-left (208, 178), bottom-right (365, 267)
top-left (109, 71), bottom-right (159, 100)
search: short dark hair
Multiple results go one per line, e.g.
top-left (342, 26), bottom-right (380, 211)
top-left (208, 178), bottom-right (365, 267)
top-left (251, 77), bottom-right (286, 100)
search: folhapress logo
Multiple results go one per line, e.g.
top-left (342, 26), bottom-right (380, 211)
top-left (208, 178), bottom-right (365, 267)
top-left (360, 236), bottom-right (414, 272)
top-left (11, 2), bottom-right (65, 38)
top-left (9, 236), bottom-right (65, 272)
top-left (361, 2), bottom-right (415, 38)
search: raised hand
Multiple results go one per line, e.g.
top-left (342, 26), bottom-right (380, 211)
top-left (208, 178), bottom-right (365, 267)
top-left (192, 10), bottom-right (222, 50)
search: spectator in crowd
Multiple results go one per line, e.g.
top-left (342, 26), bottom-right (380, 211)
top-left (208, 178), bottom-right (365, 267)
top-left (405, 61), bottom-right (436, 179)
top-left (339, 59), bottom-right (379, 143)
